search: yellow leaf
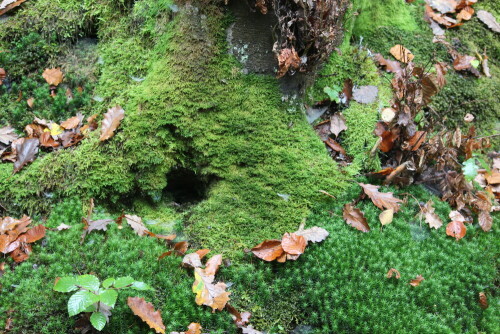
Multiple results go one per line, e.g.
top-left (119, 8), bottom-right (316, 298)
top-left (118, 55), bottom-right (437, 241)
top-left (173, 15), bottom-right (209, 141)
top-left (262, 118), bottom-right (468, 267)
top-left (379, 209), bottom-right (394, 226)
top-left (49, 123), bottom-right (63, 136)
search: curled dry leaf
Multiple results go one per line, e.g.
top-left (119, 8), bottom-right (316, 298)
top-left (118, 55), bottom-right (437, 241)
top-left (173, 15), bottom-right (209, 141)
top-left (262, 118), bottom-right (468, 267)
top-left (0, 0), bottom-right (27, 16)
top-left (358, 183), bottom-right (403, 212)
top-left (343, 203), bottom-right (370, 232)
top-left (40, 132), bottom-right (59, 148)
top-left (127, 297), bottom-right (165, 334)
top-left (449, 210), bottom-right (466, 222)
top-left (390, 45), bottom-right (414, 63)
top-left (386, 268), bottom-right (401, 279)
top-left (409, 275), bottom-right (424, 287)
top-left (195, 249), bottom-right (210, 259)
top-left (446, 220), bottom-right (467, 240)
top-left (42, 68), bottom-right (64, 86)
top-left (373, 54), bottom-right (402, 73)
top-left (100, 106), bottom-right (125, 142)
top-left (421, 200), bottom-right (443, 229)
top-left (463, 113), bottom-right (474, 122)
top-left (251, 239), bottom-right (284, 261)
top-left (276, 47), bottom-right (300, 78)
top-left (55, 223), bottom-right (71, 231)
top-left (281, 233), bottom-right (306, 255)
top-left (478, 292), bottom-right (488, 309)
top-left (226, 304), bottom-right (252, 328)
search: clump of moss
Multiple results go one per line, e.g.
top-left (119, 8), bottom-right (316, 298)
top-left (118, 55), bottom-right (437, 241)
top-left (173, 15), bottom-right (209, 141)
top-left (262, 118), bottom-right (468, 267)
top-left (226, 184), bottom-right (499, 333)
top-left (0, 199), bottom-right (235, 333)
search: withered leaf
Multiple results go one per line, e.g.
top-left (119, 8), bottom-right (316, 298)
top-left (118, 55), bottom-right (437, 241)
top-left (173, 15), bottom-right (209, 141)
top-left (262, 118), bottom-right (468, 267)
top-left (446, 221), bottom-right (467, 240)
top-left (456, 6), bottom-right (474, 21)
top-left (294, 226), bottom-right (329, 243)
top-left (379, 209), bottom-right (394, 226)
top-left (226, 304), bottom-right (251, 328)
top-left (343, 203), bottom-right (370, 232)
top-left (276, 47), bottom-right (300, 78)
top-left (409, 274), bottom-right (424, 287)
top-left (80, 218), bottom-right (114, 244)
top-left (380, 130), bottom-right (399, 153)
top-left (204, 254), bottom-right (222, 276)
top-left (124, 214), bottom-right (149, 236)
top-left (476, 10), bottom-right (500, 33)
top-left (408, 131), bottom-right (427, 151)
top-left (421, 200), bottom-right (443, 229)
top-left (330, 113), bottom-right (347, 137)
top-left (13, 138), bottom-right (39, 173)
top-left (251, 239), bottom-right (284, 261)
top-left (100, 106), bottom-right (125, 142)
top-left (324, 138), bottom-right (346, 155)
top-left (192, 267), bottom-right (230, 312)
top-left (40, 132), bottom-right (60, 148)
top-left (386, 268), bottom-right (401, 279)
top-left (373, 54), bottom-right (402, 73)
top-left (453, 54), bottom-right (476, 71)
top-left (127, 297), bottom-right (165, 334)
top-left (358, 183), bottom-right (403, 212)
top-left (478, 210), bottom-right (492, 232)
top-left (42, 68), bottom-right (64, 86)
top-left (0, 126), bottom-right (18, 145)
top-left (479, 292), bottom-right (488, 309)
top-left (281, 233), bottom-right (306, 256)
top-left (182, 253), bottom-right (202, 269)
top-left (428, 0), bottom-right (458, 14)
top-left (0, 0), bottom-right (27, 16)
top-left (449, 210), bottom-right (466, 222)
top-left (352, 85), bottom-right (378, 104)
top-left (170, 322), bottom-right (202, 334)
top-left (195, 249), bottom-right (210, 259)
top-left (55, 223), bottom-right (71, 231)
top-left (60, 116), bottom-right (81, 130)
top-left (390, 45), bottom-right (414, 63)
top-left (18, 224), bottom-right (45, 243)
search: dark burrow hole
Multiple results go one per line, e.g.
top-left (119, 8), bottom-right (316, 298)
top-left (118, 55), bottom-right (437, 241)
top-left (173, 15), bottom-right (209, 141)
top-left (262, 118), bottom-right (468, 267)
top-left (164, 168), bottom-right (215, 205)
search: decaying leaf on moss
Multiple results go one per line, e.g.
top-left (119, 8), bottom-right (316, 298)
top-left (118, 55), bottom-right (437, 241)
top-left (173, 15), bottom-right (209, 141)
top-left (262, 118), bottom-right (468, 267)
top-left (100, 106), bottom-right (125, 142)
top-left (343, 203), bottom-right (370, 232)
top-left (127, 297), bottom-right (165, 334)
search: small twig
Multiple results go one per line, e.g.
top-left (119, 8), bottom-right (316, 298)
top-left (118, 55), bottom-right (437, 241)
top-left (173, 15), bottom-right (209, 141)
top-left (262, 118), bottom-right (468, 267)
top-left (319, 190), bottom-right (336, 199)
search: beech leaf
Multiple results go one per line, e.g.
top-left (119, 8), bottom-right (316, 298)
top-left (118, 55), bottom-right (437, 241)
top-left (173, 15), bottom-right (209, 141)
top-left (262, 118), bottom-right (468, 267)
top-left (251, 240), bottom-right (284, 261)
top-left (0, 126), bottom-right (18, 145)
top-left (330, 113), bottom-right (347, 137)
top-left (379, 209), bottom-right (394, 226)
top-left (358, 183), bottom-right (403, 212)
top-left (343, 203), bottom-right (370, 232)
top-left (60, 116), bottom-right (81, 130)
top-left (446, 221), bottom-right (467, 240)
top-left (479, 292), bottom-right (488, 309)
top-left (100, 106), bottom-right (125, 142)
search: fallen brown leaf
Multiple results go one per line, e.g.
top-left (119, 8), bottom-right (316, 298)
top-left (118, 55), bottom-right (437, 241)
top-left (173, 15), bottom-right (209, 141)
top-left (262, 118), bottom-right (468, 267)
top-left (358, 183), bottom-right (403, 212)
top-left (409, 274), bottom-right (424, 287)
top-left (343, 203), bottom-right (370, 232)
top-left (386, 268), bottom-right (401, 279)
top-left (446, 220), bottom-right (467, 240)
top-left (127, 297), bottom-right (165, 334)
top-left (99, 106), bottom-right (125, 142)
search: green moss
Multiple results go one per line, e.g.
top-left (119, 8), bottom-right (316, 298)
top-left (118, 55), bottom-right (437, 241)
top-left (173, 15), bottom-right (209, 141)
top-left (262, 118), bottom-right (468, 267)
top-left (0, 199), bottom-right (235, 333)
top-left (226, 184), bottom-right (500, 333)
top-left (352, 0), bottom-right (422, 37)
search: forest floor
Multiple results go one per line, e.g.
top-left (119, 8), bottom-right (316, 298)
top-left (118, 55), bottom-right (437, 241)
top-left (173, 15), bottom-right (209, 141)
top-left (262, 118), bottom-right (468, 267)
top-left (0, 0), bottom-right (499, 333)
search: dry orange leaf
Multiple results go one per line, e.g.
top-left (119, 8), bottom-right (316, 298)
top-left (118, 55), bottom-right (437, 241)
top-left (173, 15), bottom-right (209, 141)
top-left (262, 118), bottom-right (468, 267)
top-left (281, 232), bottom-right (306, 255)
top-left (192, 267), bottom-right (231, 312)
top-left (276, 47), bottom-right (300, 78)
top-left (42, 68), bottom-right (64, 86)
top-left (446, 220), bottom-right (467, 240)
top-left (100, 106), bottom-right (125, 141)
top-left (408, 131), bottom-right (427, 151)
top-left (60, 116), bottom-right (81, 130)
top-left (421, 200), bottom-right (443, 229)
top-left (390, 45), bottom-right (414, 63)
top-left (409, 275), bottom-right (424, 287)
top-left (127, 297), bottom-right (165, 334)
top-left (204, 254), bottom-right (222, 276)
top-left (386, 268), bottom-right (401, 279)
top-left (343, 203), bottom-right (370, 232)
top-left (251, 239), bottom-right (284, 261)
top-left (479, 292), bottom-right (488, 309)
top-left (195, 249), bottom-right (210, 259)
top-left (457, 6), bottom-right (474, 21)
